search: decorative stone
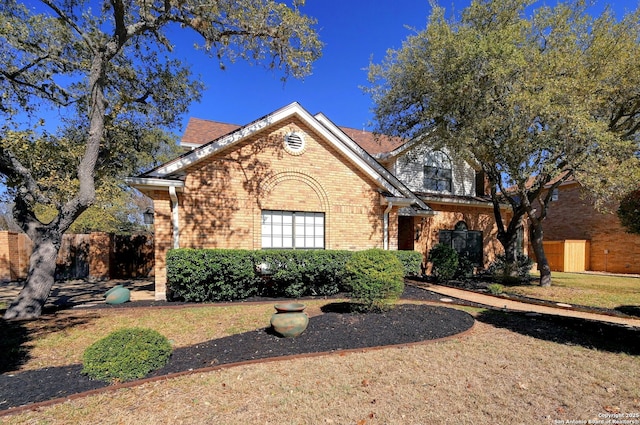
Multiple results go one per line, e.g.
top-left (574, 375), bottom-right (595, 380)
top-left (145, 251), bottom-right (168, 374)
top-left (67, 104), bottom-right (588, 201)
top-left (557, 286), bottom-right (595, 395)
top-left (105, 285), bottom-right (130, 304)
top-left (270, 303), bottom-right (309, 338)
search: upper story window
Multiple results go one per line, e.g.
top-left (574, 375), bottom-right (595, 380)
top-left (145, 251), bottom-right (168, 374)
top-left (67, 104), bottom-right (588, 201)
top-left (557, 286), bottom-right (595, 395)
top-left (424, 151), bottom-right (452, 192)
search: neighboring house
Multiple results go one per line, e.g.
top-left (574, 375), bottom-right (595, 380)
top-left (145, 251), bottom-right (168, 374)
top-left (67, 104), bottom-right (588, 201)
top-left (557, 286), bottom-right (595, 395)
top-left (128, 102), bottom-right (510, 300)
top-left (540, 179), bottom-right (640, 274)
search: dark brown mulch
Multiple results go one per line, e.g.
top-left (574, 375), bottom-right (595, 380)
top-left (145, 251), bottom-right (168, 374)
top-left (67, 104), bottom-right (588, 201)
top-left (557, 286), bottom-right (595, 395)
top-left (0, 286), bottom-right (474, 412)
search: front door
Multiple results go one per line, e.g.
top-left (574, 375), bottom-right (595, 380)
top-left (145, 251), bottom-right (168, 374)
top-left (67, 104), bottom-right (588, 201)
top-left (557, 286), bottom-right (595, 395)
top-left (398, 216), bottom-right (414, 250)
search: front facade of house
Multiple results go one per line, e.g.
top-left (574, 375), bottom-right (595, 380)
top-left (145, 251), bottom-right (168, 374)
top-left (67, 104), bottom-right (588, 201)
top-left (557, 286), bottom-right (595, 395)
top-left (129, 103), bottom-right (510, 300)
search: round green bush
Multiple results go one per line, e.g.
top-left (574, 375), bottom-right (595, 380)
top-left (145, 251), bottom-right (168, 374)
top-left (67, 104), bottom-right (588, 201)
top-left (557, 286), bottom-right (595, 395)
top-left (428, 244), bottom-right (459, 282)
top-left (344, 249), bottom-right (405, 312)
top-left (82, 328), bottom-right (172, 383)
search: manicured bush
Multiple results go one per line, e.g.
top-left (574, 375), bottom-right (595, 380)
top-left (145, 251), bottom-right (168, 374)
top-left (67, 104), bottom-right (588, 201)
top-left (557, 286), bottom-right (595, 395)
top-left (167, 248), bottom-right (421, 303)
top-left (82, 328), bottom-right (172, 383)
top-left (428, 244), bottom-right (459, 282)
top-left (344, 249), bottom-right (405, 312)
top-left (392, 250), bottom-right (423, 276)
top-left (166, 249), bottom-right (259, 301)
top-left (487, 253), bottom-right (534, 284)
top-left (254, 250), bottom-right (308, 298)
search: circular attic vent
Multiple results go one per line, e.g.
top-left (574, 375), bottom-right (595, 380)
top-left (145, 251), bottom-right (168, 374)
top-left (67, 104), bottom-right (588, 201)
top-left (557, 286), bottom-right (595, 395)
top-left (284, 132), bottom-right (306, 155)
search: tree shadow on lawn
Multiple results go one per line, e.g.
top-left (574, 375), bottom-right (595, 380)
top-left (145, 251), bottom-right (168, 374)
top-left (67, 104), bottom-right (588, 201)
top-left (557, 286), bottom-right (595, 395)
top-left (616, 305), bottom-right (640, 318)
top-left (476, 309), bottom-right (640, 355)
top-left (0, 312), bottom-right (100, 374)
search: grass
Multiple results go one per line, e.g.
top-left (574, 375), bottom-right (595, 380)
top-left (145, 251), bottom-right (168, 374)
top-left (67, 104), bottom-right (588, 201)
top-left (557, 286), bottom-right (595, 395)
top-left (505, 272), bottom-right (640, 310)
top-left (1, 304), bottom-right (639, 424)
top-left (1, 279), bottom-right (639, 424)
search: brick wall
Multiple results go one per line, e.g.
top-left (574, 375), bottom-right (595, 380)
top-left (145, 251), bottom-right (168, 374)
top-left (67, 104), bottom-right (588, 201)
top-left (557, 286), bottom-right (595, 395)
top-left (543, 183), bottom-right (640, 273)
top-left (152, 118), bottom-right (398, 299)
top-left (178, 118), bottom-right (389, 251)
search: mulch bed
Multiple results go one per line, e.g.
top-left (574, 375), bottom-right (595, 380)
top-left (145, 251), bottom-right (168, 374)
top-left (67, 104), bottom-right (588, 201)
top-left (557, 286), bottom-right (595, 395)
top-left (0, 285), bottom-right (474, 412)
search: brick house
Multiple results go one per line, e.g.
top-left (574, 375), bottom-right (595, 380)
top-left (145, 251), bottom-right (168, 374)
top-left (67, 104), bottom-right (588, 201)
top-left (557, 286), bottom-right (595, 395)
top-left (540, 179), bottom-right (640, 274)
top-left (128, 103), bottom-right (510, 300)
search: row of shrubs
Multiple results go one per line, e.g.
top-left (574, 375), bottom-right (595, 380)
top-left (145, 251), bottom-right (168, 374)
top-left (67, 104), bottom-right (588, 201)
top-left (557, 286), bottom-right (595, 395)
top-left (428, 244), bottom-right (533, 283)
top-left (166, 248), bottom-right (422, 302)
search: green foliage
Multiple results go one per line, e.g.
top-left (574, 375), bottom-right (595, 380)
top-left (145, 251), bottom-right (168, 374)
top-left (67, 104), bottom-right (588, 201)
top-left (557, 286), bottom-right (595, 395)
top-left (392, 250), bottom-right (423, 276)
top-left (368, 0), bottom-right (640, 283)
top-left (166, 249), bottom-right (259, 302)
top-left (428, 244), bottom-right (459, 282)
top-left (488, 254), bottom-right (534, 284)
top-left (167, 249), bottom-right (353, 302)
top-left (454, 254), bottom-right (476, 280)
top-left (487, 283), bottom-right (504, 296)
top-left (617, 190), bottom-right (640, 235)
top-left (82, 328), bottom-right (172, 383)
top-left (167, 248), bottom-right (421, 303)
top-left (343, 249), bottom-right (404, 312)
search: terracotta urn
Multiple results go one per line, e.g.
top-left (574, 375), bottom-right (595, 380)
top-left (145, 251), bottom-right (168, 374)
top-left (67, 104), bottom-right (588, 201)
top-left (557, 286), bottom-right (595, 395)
top-left (270, 303), bottom-right (309, 337)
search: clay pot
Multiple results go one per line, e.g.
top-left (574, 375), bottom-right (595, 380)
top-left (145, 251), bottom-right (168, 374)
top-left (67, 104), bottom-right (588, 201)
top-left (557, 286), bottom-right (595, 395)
top-left (270, 303), bottom-right (309, 337)
top-left (105, 285), bottom-right (130, 305)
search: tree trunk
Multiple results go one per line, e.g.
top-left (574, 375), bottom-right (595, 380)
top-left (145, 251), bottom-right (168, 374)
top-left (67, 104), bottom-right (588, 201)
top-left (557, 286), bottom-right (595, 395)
top-left (3, 229), bottom-right (62, 320)
top-left (529, 221), bottom-right (552, 287)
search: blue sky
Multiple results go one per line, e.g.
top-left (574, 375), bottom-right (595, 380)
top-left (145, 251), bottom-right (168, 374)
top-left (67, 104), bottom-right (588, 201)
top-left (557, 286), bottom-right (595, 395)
top-left (170, 0), bottom-right (638, 136)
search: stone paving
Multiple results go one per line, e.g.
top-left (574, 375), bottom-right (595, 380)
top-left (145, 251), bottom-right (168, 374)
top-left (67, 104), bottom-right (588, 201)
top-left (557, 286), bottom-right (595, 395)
top-left (418, 282), bottom-right (640, 328)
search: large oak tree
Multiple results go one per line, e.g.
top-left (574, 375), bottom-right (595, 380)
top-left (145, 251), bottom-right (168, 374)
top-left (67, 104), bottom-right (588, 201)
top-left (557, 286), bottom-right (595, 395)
top-left (1, 0), bottom-right (321, 319)
top-left (367, 0), bottom-right (640, 286)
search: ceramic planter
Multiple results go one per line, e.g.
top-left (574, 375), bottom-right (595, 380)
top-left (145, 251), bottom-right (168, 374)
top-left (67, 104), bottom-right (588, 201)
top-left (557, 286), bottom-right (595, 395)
top-left (270, 303), bottom-right (309, 337)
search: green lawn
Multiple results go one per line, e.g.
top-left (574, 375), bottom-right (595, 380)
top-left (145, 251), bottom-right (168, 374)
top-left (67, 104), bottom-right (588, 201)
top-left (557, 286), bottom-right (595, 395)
top-left (506, 271), bottom-right (640, 310)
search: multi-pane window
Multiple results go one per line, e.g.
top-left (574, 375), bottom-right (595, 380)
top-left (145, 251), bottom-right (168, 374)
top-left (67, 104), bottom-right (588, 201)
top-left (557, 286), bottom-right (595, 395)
top-left (424, 151), bottom-right (452, 192)
top-left (438, 221), bottom-right (483, 265)
top-left (261, 210), bottom-right (325, 249)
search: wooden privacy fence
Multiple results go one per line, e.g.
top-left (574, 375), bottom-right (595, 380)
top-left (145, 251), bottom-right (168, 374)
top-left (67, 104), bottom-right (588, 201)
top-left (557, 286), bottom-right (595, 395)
top-left (529, 240), bottom-right (590, 273)
top-left (0, 231), bottom-right (154, 282)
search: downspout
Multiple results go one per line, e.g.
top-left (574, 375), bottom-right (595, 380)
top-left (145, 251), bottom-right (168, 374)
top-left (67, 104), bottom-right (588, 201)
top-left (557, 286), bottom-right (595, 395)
top-left (169, 186), bottom-right (180, 249)
top-left (383, 202), bottom-right (393, 250)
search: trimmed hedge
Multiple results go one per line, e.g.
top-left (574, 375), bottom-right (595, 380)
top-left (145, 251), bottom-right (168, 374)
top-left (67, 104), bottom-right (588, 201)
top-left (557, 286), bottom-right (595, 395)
top-left (344, 249), bottom-right (405, 312)
top-left (166, 249), bottom-right (258, 301)
top-left (393, 250), bottom-right (423, 276)
top-left (166, 248), bottom-right (424, 303)
top-left (428, 244), bottom-right (459, 282)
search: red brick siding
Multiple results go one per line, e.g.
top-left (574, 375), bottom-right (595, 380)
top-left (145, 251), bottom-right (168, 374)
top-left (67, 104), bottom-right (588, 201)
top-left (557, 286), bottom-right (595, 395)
top-left (543, 183), bottom-right (640, 273)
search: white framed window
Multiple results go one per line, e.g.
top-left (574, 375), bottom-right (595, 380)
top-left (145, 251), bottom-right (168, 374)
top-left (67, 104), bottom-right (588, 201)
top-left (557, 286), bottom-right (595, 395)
top-left (424, 151), bottom-right (452, 192)
top-left (261, 210), bottom-right (324, 249)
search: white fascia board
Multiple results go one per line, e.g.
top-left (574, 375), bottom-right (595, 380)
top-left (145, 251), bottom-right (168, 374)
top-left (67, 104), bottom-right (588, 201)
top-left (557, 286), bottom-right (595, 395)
top-left (146, 104), bottom-right (294, 178)
top-left (314, 113), bottom-right (431, 212)
top-left (422, 195), bottom-right (509, 209)
top-left (125, 177), bottom-right (184, 192)
top-left (290, 107), bottom-right (404, 197)
top-left (147, 103), bottom-right (407, 201)
top-left (380, 196), bottom-right (414, 206)
top-left (180, 142), bottom-right (199, 150)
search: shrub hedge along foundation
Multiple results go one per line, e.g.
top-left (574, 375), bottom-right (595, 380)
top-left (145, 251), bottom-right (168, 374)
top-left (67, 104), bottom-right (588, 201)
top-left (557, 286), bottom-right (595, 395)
top-left (166, 248), bottom-right (422, 303)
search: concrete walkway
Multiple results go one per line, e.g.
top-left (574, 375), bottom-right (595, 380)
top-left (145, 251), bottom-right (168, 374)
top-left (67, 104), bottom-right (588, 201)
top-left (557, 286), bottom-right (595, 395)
top-left (414, 282), bottom-right (640, 328)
